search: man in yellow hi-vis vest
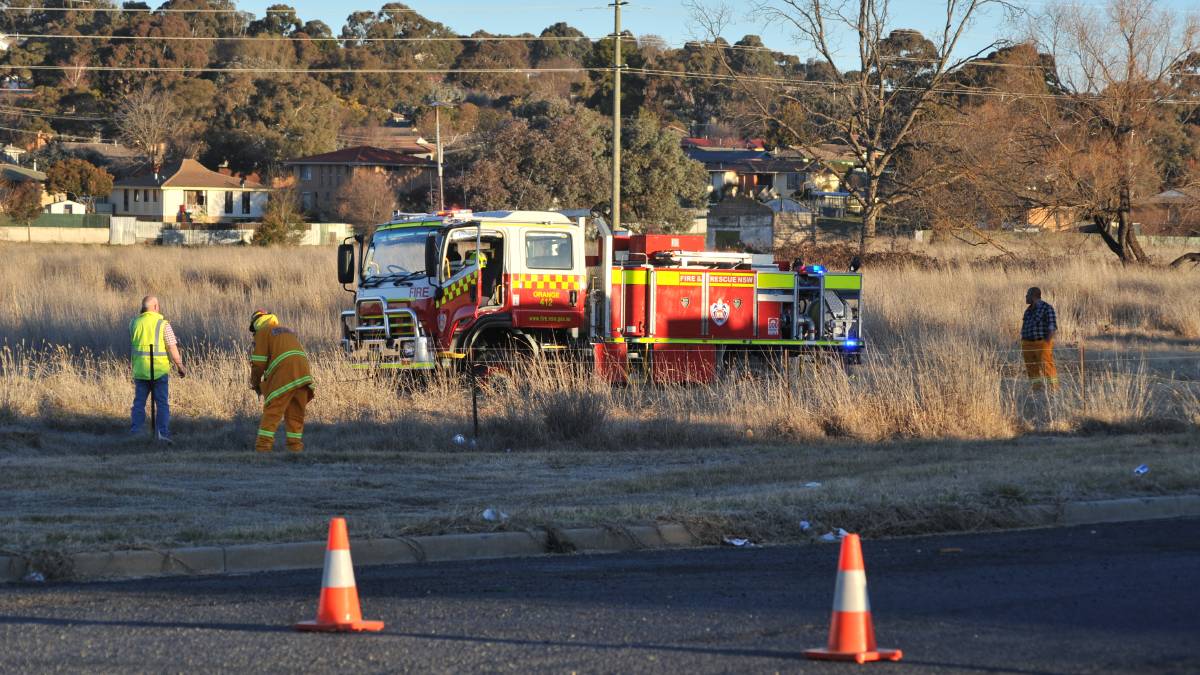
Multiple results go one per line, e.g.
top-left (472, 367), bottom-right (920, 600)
top-left (130, 295), bottom-right (186, 443)
top-left (248, 310), bottom-right (314, 452)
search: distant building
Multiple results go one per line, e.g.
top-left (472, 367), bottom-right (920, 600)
top-left (0, 162), bottom-right (60, 207)
top-left (706, 197), bottom-right (814, 252)
top-left (338, 126), bottom-right (434, 158)
top-left (682, 138), bottom-right (858, 204)
top-left (45, 199), bottom-right (87, 215)
top-left (0, 162), bottom-right (45, 185)
top-left (107, 158), bottom-right (270, 223)
top-left (2, 144), bottom-right (25, 163)
top-left (1133, 188), bottom-right (1200, 236)
top-left (284, 145), bottom-right (436, 215)
top-left (55, 141), bottom-right (144, 178)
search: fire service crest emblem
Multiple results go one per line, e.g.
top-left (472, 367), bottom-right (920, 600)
top-left (709, 298), bottom-right (730, 326)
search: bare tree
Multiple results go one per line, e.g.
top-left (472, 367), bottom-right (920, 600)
top-left (334, 170), bottom-right (401, 234)
top-left (115, 86), bottom-right (183, 168)
top-left (691, 0), bottom-right (1012, 252)
top-left (1029, 0), bottom-right (1199, 263)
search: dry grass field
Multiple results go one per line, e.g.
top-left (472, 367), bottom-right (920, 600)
top-left (1, 239), bottom-right (1198, 558)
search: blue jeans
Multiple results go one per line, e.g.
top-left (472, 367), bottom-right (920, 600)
top-left (131, 376), bottom-right (170, 439)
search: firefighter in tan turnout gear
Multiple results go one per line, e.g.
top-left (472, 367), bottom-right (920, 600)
top-left (248, 311), bottom-right (314, 452)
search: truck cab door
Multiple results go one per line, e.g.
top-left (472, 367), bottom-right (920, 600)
top-left (510, 228), bottom-right (585, 329)
top-left (433, 227), bottom-right (484, 347)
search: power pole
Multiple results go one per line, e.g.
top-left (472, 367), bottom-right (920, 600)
top-left (434, 103), bottom-right (446, 211)
top-left (610, 1), bottom-right (627, 233)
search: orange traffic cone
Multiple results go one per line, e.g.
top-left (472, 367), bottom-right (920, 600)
top-left (294, 517), bottom-right (384, 632)
top-left (804, 533), bottom-right (902, 663)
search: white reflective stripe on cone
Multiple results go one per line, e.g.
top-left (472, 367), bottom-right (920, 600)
top-left (832, 569), bottom-right (871, 612)
top-left (322, 549), bottom-right (357, 589)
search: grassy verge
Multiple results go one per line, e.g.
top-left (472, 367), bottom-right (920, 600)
top-left (2, 422), bottom-right (1196, 556)
top-left (1, 242), bottom-right (1198, 558)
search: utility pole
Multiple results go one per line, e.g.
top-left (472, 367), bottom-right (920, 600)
top-left (433, 102), bottom-right (451, 211)
top-left (610, 0), bottom-right (626, 233)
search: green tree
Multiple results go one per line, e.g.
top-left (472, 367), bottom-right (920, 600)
top-left (45, 159), bottom-right (113, 213)
top-left (202, 76), bottom-right (342, 176)
top-left (620, 112), bottom-right (708, 232)
top-left (453, 31), bottom-right (534, 97)
top-left (254, 188), bottom-right (306, 245)
top-left (453, 103), bottom-right (609, 212)
top-left (531, 22), bottom-right (591, 65)
top-left (247, 4), bottom-right (303, 36)
top-left (2, 180), bottom-right (44, 225)
top-left (582, 32), bottom-right (646, 115)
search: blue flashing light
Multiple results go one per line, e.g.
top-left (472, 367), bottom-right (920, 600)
top-left (843, 338), bottom-right (860, 350)
top-left (802, 264), bottom-right (826, 275)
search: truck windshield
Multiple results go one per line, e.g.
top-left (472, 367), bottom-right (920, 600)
top-left (363, 226), bottom-right (435, 280)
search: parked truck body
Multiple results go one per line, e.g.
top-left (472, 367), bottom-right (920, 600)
top-left (337, 210), bottom-right (863, 382)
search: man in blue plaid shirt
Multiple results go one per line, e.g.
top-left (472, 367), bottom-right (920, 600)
top-left (1020, 287), bottom-right (1058, 390)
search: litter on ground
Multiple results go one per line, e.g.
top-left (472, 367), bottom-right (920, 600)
top-left (722, 537), bottom-right (759, 548)
top-left (481, 508), bottom-right (509, 522)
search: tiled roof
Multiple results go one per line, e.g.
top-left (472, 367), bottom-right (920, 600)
top-left (114, 159), bottom-right (264, 189)
top-left (0, 162), bottom-right (46, 182)
top-left (285, 145), bottom-right (435, 167)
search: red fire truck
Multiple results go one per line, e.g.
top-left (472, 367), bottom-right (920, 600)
top-left (336, 210), bottom-right (863, 381)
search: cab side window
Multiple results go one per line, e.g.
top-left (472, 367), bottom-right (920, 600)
top-left (525, 232), bottom-right (572, 270)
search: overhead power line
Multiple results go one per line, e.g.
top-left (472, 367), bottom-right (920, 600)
top-left (3, 32), bottom-right (1186, 78)
top-left (0, 63), bottom-right (1194, 107)
top-left (0, 33), bottom-right (598, 43)
top-left (0, 105), bottom-right (109, 121)
top-left (0, 5), bottom-right (384, 14)
top-left (0, 64), bottom-right (607, 75)
top-left (0, 4), bottom-right (608, 14)
top-left (628, 66), bottom-right (1200, 106)
top-left (0, 122), bottom-right (115, 143)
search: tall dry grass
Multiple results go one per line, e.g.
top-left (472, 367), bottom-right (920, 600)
top-left (0, 243), bottom-right (345, 354)
top-left (1, 241), bottom-right (1198, 447)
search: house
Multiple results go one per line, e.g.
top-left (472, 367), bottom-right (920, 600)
top-left (284, 145), bottom-right (436, 215)
top-left (0, 162), bottom-right (45, 185)
top-left (1133, 188), bottom-right (1200, 236)
top-left (683, 139), bottom-right (858, 204)
top-left (2, 144), bottom-right (25, 163)
top-left (0, 162), bottom-right (62, 207)
top-left (44, 199), bottom-right (87, 215)
top-left (706, 196), bottom-right (814, 252)
top-left (107, 158), bottom-right (270, 223)
top-left (338, 126), bottom-right (434, 158)
top-left (55, 141), bottom-right (144, 178)
top-left (1023, 205), bottom-right (1081, 231)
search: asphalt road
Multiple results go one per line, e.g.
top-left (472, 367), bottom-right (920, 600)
top-left (1, 519), bottom-right (1197, 674)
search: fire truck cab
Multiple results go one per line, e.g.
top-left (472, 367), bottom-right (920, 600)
top-left (337, 210), bottom-right (587, 369)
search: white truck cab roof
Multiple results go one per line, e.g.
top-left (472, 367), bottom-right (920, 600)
top-left (470, 210), bottom-right (576, 225)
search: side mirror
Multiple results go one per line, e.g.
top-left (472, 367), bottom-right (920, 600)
top-left (337, 243), bottom-right (355, 284)
top-left (424, 233), bottom-right (439, 280)
top-left (849, 256), bottom-right (862, 272)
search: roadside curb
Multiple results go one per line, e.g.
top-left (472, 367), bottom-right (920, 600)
top-left (0, 524), bottom-right (695, 584)
top-left (3, 497), bottom-right (1198, 584)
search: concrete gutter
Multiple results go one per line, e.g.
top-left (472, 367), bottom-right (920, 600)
top-left (0, 524), bottom-right (695, 584)
top-left (3, 495), bottom-right (1198, 584)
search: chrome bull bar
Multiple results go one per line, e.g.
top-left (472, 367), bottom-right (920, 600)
top-left (340, 297), bottom-right (434, 368)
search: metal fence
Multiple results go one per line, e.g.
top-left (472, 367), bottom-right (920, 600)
top-left (0, 213), bottom-right (110, 228)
